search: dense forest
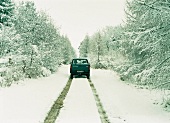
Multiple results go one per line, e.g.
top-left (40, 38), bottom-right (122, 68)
top-left (79, 0), bottom-right (170, 91)
top-left (0, 0), bottom-right (76, 87)
top-left (79, 0), bottom-right (170, 108)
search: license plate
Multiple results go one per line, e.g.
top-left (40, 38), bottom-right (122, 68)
top-left (77, 71), bottom-right (84, 72)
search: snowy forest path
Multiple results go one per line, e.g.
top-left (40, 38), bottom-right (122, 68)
top-left (44, 78), bottom-right (73, 123)
top-left (55, 78), bottom-right (102, 123)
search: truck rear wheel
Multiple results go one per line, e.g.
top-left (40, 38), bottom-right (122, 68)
top-left (70, 74), bottom-right (73, 79)
top-left (87, 74), bottom-right (90, 79)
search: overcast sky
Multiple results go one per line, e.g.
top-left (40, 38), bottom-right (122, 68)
top-left (14, 0), bottom-right (126, 52)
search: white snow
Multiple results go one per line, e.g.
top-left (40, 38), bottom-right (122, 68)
top-left (1, 65), bottom-right (170, 123)
top-left (0, 65), bottom-right (70, 123)
top-left (91, 69), bottom-right (170, 123)
top-left (0, 58), bottom-right (8, 64)
top-left (55, 78), bottom-right (101, 123)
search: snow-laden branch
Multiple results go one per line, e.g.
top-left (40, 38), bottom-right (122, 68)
top-left (153, 82), bottom-right (170, 89)
top-left (155, 56), bottom-right (170, 69)
top-left (125, 10), bottom-right (136, 21)
top-left (147, 1), bottom-right (157, 6)
top-left (124, 24), bottom-right (170, 44)
top-left (137, 0), bottom-right (170, 13)
top-left (124, 26), bottom-right (158, 36)
top-left (137, 1), bottom-right (161, 11)
top-left (125, 23), bottom-right (170, 37)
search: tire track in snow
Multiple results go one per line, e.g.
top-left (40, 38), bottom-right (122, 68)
top-left (88, 79), bottom-right (111, 123)
top-left (44, 78), bottom-right (73, 123)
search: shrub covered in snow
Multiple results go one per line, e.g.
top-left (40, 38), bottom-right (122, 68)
top-left (41, 67), bottom-right (51, 77)
top-left (1, 66), bottom-right (24, 87)
top-left (164, 99), bottom-right (170, 111)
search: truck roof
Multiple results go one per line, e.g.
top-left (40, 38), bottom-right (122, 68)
top-left (72, 58), bottom-right (88, 60)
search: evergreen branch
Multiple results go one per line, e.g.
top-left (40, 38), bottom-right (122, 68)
top-left (124, 9), bottom-right (136, 21)
top-left (155, 56), bottom-right (170, 69)
top-left (153, 82), bottom-right (170, 89)
top-left (137, 1), bottom-right (161, 12)
top-left (148, 1), bottom-right (157, 6)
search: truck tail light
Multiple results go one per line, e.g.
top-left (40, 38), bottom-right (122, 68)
top-left (70, 65), bottom-right (72, 71)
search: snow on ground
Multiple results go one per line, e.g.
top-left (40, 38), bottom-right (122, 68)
top-left (1, 65), bottom-right (170, 123)
top-left (91, 69), bottom-right (170, 123)
top-left (0, 65), bottom-right (70, 123)
top-left (55, 78), bottom-right (101, 123)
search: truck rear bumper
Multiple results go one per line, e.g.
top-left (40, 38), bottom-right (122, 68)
top-left (71, 71), bottom-right (90, 75)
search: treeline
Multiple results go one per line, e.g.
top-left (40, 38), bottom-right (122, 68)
top-left (79, 0), bottom-right (170, 90)
top-left (0, 0), bottom-right (76, 87)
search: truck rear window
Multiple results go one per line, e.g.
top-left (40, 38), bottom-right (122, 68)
top-left (73, 59), bottom-right (88, 64)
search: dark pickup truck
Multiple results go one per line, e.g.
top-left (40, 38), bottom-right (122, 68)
top-left (70, 58), bottom-right (90, 79)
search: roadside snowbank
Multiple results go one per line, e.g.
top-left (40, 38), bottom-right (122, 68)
top-left (91, 69), bottom-right (170, 123)
top-left (0, 65), bottom-right (70, 123)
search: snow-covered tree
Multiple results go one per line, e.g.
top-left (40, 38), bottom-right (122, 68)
top-left (79, 34), bottom-right (90, 58)
top-left (0, 26), bottom-right (21, 57)
top-left (0, 0), bottom-right (15, 27)
top-left (0, 1), bottom-right (75, 86)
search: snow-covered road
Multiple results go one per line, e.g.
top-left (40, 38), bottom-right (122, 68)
top-left (55, 78), bottom-right (101, 123)
top-left (1, 65), bottom-right (170, 123)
